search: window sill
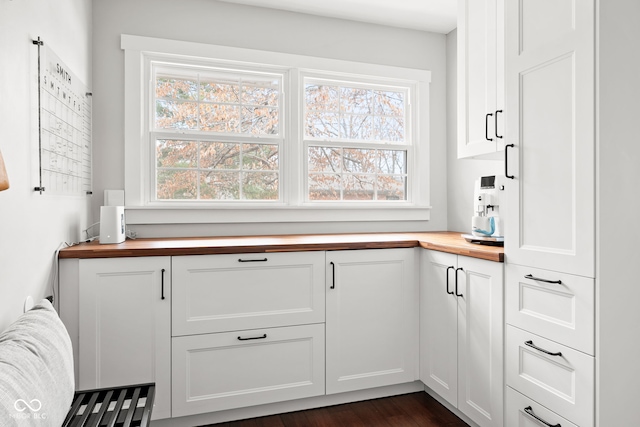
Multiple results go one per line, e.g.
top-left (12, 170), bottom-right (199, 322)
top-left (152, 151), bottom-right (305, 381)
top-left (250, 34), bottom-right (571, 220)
top-left (124, 205), bottom-right (431, 225)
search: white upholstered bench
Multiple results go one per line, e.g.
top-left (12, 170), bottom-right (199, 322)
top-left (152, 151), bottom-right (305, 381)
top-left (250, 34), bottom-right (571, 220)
top-left (0, 300), bottom-right (154, 426)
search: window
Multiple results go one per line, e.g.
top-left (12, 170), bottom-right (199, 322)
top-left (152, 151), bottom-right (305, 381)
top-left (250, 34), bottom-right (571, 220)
top-left (304, 78), bottom-right (410, 202)
top-left (151, 65), bottom-right (283, 201)
top-left (123, 35), bottom-right (431, 223)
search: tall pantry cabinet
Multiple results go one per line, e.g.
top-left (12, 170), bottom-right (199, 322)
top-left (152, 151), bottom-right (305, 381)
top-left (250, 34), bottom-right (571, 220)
top-left (503, 0), bottom-right (640, 426)
top-left (503, 0), bottom-right (596, 426)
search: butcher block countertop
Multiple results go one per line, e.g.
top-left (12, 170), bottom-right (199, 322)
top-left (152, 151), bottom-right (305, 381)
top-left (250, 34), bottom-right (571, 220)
top-left (59, 231), bottom-right (504, 262)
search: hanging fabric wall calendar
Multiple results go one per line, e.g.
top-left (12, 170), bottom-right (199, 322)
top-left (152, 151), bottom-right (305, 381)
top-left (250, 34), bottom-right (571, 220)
top-left (33, 37), bottom-right (92, 196)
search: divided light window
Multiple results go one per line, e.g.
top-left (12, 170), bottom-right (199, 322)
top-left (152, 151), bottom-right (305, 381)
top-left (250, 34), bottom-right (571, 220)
top-left (151, 64), bottom-right (283, 201)
top-left (304, 78), bottom-right (410, 202)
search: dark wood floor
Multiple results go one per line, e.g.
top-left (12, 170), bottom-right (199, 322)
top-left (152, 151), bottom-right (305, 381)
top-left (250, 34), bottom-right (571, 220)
top-left (203, 392), bottom-right (469, 427)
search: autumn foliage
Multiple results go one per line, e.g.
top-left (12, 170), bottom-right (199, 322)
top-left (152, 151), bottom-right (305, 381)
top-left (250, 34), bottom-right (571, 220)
top-left (153, 69), bottom-right (408, 202)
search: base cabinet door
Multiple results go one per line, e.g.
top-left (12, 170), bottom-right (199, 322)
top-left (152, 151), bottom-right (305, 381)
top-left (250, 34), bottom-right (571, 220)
top-left (78, 257), bottom-right (171, 420)
top-left (456, 255), bottom-right (503, 427)
top-left (172, 324), bottom-right (325, 417)
top-left (420, 250), bottom-right (458, 406)
top-left (326, 248), bottom-right (418, 395)
top-left (420, 250), bottom-right (503, 427)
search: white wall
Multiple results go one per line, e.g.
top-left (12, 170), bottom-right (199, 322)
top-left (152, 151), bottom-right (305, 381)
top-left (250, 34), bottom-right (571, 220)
top-left (445, 29), bottom-right (503, 233)
top-left (0, 0), bottom-right (92, 331)
top-left (92, 0), bottom-right (448, 237)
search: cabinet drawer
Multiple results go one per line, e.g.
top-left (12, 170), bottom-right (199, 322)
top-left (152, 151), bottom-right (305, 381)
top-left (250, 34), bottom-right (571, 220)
top-left (172, 323), bottom-right (325, 417)
top-left (172, 252), bottom-right (325, 336)
top-left (506, 387), bottom-right (578, 427)
top-left (506, 325), bottom-right (594, 427)
top-left (506, 264), bottom-right (594, 355)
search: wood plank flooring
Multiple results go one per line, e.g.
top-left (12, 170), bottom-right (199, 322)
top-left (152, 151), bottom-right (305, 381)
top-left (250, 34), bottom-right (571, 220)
top-left (203, 392), bottom-right (469, 427)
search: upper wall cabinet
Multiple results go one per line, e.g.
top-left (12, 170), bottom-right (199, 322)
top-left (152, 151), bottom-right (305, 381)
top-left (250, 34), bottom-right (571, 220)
top-left (457, 0), bottom-right (505, 159)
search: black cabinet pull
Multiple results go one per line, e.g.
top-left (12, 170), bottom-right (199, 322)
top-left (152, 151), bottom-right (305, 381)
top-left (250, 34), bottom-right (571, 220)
top-left (524, 406), bottom-right (561, 427)
top-left (525, 274), bottom-right (562, 284)
top-left (330, 261), bottom-right (335, 289)
top-left (238, 257), bottom-right (268, 263)
top-left (505, 143), bottom-right (515, 179)
top-left (446, 266), bottom-right (455, 295)
top-left (495, 110), bottom-right (503, 139)
top-left (237, 334), bottom-right (267, 341)
top-left (161, 268), bottom-right (165, 300)
top-left (455, 267), bottom-right (464, 297)
top-left (485, 113), bottom-right (494, 141)
top-left (525, 340), bottom-right (562, 357)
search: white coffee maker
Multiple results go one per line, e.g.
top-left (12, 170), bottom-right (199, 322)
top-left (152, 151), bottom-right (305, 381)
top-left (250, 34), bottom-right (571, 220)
top-left (462, 175), bottom-right (504, 245)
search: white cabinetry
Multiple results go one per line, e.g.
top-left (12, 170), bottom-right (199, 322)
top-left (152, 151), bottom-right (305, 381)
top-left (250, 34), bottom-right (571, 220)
top-left (504, 2), bottom-right (596, 425)
top-left (505, 264), bottom-right (595, 427)
top-left (506, 387), bottom-right (578, 427)
top-left (457, 0), bottom-right (504, 159)
top-left (172, 252), bottom-right (325, 336)
top-left (77, 257), bottom-right (171, 420)
top-left (172, 324), bottom-right (325, 417)
top-left (506, 325), bottom-right (594, 427)
top-left (505, 264), bottom-right (595, 355)
top-left (420, 250), bottom-right (503, 427)
top-left (325, 248), bottom-right (418, 395)
top-left (171, 252), bottom-right (326, 417)
top-left (504, 0), bottom-right (595, 277)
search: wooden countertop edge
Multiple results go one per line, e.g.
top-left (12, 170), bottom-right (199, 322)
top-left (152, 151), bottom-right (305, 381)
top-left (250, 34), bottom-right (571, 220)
top-left (416, 241), bottom-right (504, 262)
top-left (59, 232), bottom-right (504, 262)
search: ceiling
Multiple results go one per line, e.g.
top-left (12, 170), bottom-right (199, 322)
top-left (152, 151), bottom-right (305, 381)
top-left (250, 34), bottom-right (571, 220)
top-left (216, 0), bottom-right (458, 34)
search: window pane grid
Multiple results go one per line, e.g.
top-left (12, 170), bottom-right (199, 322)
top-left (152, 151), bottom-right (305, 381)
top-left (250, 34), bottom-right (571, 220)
top-left (307, 146), bottom-right (408, 202)
top-left (152, 63), bottom-right (283, 202)
top-left (154, 70), bottom-right (281, 136)
top-left (156, 139), bottom-right (279, 201)
top-left (304, 80), bottom-right (408, 144)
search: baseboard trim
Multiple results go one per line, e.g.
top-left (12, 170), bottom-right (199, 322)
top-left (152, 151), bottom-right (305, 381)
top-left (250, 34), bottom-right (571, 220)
top-left (152, 381), bottom-right (424, 427)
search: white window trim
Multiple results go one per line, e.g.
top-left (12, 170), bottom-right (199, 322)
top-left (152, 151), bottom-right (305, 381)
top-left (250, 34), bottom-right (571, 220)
top-left (122, 34), bottom-right (431, 224)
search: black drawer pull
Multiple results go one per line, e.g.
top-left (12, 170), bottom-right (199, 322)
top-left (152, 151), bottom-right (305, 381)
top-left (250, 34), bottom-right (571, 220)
top-left (524, 406), bottom-right (561, 427)
top-left (525, 340), bottom-right (562, 357)
top-left (237, 334), bottom-right (267, 341)
top-left (330, 261), bottom-right (335, 289)
top-left (238, 258), bottom-right (268, 263)
top-left (161, 268), bottom-right (166, 300)
top-left (525, 274), bottom-right (562, 284)
top-left (455, 267), bottom-right (464, 297)
top-left (505, 143), bottom-right (515, 179)
top-left (495, 110), bottom-right (503, 139)
top-left (485, 113), bottom-right (494, 141)
top-left (446, 266), bottom-right (455, 295)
